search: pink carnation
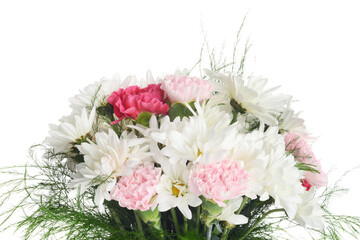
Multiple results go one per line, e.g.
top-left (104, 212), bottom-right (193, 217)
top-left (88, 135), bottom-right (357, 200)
top-left (305, 154), bottom-right (328, 187)
top-left (107, 84), bottom-right (169, 124)
top-left (188, 159), bottom-right (248, 207)
top-left (301, 179), bottom-right (312, 191)
top-left (285, 132), bottom-right (328, 188)
top-left (110, 165), bottom-right (161, 211)
top-left (160, 75), bottom-right (213, 103)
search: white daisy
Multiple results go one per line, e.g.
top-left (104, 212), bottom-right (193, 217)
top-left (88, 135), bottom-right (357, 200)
top-left (161, 101), bottom-right (238, 165)
top-left (129, 114), bottom-right (179, 145)
top-left (44, 107), bottom-right (96, 154)
top-left (261, 147), bottom-right (304, 220)
top-left (229, 130), bottom-right (268, 199)
top-left (130, 98), bottom-right (240, 164)
top-left (202, 94), bottom-right (235, 130)
top-left (217, 197), bottom-right (248, 225)
top-left (69, 129), bottom-right (151, 211)
top-left (261, 126), bottom-right (287, 153)
top-left (68, 70), bottom-right (156, 118)
top-left (127, 114), bottom-right (181, 165)
top-left (230, 126), bottom-right (304, 219)
top-left (204, 69), bottom-right (291, 126)
top-left (69, 74), bottom-right (135, 116)
top-left (155, 160), bottom-right (202, 219)
top-left (294, 188), bottom-right (325, 229)
top-left (69, 81), bottom-right (100, 117)
top-left (278, 108), bottom-right (307, 137)
top-left (259, 127), bottom-right (305, 219)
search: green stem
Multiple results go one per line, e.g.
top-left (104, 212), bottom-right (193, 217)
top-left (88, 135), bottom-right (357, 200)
top-left (109, 208), bottom-right (125, 232)
top-left (206, 224), bottom-right (213, 240)
top-left (239, 208), bottom-right (285, 240)
top-left (171, 208), bottom-right (181, 235)
top-left (183, 215), bottom-right (188, 234)
top-left (220, 228), bottom-right (230, 240)
top-left (236, 196), bottom-right (249, 215)
top-left (195, 206), bottom-right (200, 233)
top-left (220, 197), bottom-right (249, 240)
top-left (134, 211), bottom-right (145, 240)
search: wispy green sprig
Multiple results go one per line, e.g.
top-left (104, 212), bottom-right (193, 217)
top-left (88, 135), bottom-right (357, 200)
top-left (0, 145), bottom-right (137, 239)
top-left (198, 15), bottom-right (251, 79)
top-left (295, 162), bottom-right (320, 174)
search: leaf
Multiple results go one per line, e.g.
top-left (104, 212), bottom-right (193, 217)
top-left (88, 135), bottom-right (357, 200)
top-left (168, 101), bottom-right (196, 121)
top-left (136, 112), bottom-right (152, 127)
top-left (96, 103), bottom-right (115, 121)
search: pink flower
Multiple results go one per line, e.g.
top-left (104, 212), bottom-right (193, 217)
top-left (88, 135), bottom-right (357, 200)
top-left (285, 132), bottom-right (328, 188)
top-left (301, 179), bottom-right (312, 191)
top-left (110, 165), bottom-right (161, 211)
top-left (305, 154), bottom-right (328, 187)
top-left (107, 84), bottom-right (169, 124)
top-left (188, 159), bottom-right (248, 207)
top-left (160, 75), bottom-right (213, 103)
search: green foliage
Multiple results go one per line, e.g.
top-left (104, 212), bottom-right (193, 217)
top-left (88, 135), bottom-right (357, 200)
top-left (1, 17), bottom-right (360, 240)
top-left (228, 198), bottom-right (276, 239)
top-left (230, 99), bottom-right (247, 114)
top-left (96, 103), bottom-right (115, 123)
top-left (167, 101), bottom-right (196, 121)
top-left (295, 162), bottom-right (320, 174)
top-left (272, 170), bottom-right (360, 240)
top-left (314, 170), bottom-right (360, 240)
top-left (196, 14), bottom-right (251, 78)
top-left (0, 145), bottom-right (208, 240)
top-left (136, 112), bottom-right (152, 128)
top-left (0, 146), bottom-right (147, 239)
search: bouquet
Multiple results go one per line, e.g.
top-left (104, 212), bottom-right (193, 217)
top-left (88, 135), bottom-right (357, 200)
top-left (1, 37), bottom-right (360, 240)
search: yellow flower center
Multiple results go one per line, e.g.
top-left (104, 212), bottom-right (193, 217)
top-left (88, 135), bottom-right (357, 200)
top-left (171, 183), bottom-right (185, 197)
top-left (197, 149), bottom-right (203, 157)
top-left (172, 185), bottom-right (180, 197)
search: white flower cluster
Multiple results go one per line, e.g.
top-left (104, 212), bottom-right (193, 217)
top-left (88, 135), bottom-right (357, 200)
top-left (44, 69), bottom-right (326, 229)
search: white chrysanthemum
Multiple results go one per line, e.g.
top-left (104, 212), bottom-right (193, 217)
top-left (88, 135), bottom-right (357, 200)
top-left (69, 81), bottom-right (101, 117)
top-left (294, 188), bottom-right (325, 229)
top-left (217, 197), bottom-right (248, 225)
top-left (261, 147), bottom-right (304, 219)
top-left (69, 74), bottom-right (133, 116)
top-left (128, 115), bottom-right (180, 164)
top-left (161, 101), bottom-right (238, 165)
top-left (229, 131), bottom-right (268, 199)
top-left (261, 126), bottom-right (287, 153)
top-left (278, 108), bottom-right (307, 137)
top-left (69, 129), bottom-right (151, 211)
top-left (204, 69), bottom-right (291, 126)
top-left (256, 127), bottom-right (304, 219)
top-left (44, 107), bottom-right (96, 153)
top-left (101, 74), bottom-right (137, 98)
top-left (203, 94), bottom-right (236, 130)
top-left (155, 161), bottom-right (202, 219)
top-left (256, 127), bottom-right (305, 219)
top-left (69, 70), bottom-right (156, 116)
top-left (231, 126), bottom-right (304, 219)
top-left (130, 99), bottom-right (241, 160)
top-left (129, 115), bottom-right (179, 146)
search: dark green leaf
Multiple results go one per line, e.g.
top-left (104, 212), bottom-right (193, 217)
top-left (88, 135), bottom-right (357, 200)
top-left (136, 112), bottom-right (152, 127)
top-left (168, 101), bottom-right (196, 121)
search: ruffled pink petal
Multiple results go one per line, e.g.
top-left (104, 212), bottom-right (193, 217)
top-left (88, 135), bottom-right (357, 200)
top-left (107, 84), bottom-right (169, 123)
top-left (285, 132), bottom-right (328, 188)
top-left (189, 159), bottom-right (248, 207)
top-left (110, 165), bottom-right (161, 211)
top-left (161, 75), bottom-right (213, 103)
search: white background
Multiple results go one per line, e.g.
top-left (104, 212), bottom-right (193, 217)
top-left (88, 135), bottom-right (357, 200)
top-left (1, 0), bottom-right (360, 239)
